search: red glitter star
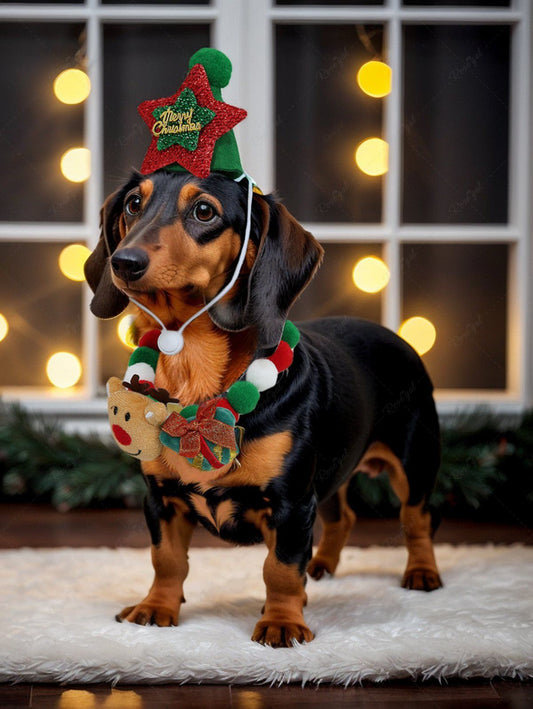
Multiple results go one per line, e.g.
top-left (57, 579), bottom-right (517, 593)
top-left (138, 64), bottom-right (247, 178)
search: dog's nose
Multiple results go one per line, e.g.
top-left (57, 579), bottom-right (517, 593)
top-left (111, 248), bottom-right (149, 282)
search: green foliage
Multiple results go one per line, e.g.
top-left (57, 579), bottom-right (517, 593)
top-left (0, 401), bottom-right (532, 524)
top-left (0, 402), bottom-right (145, 511)
top-left (346, 409), bottom-right (532, 524)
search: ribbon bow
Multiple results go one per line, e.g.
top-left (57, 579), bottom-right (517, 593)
top-left (162, 398), bottom-right (237, 460)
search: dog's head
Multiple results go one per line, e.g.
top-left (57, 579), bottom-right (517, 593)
top-left (85, 170), bottom-right (323, 350)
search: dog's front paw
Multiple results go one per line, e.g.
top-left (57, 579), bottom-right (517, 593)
top-left (402, 567), bottom-right (443, 592)
top-left (116, 601), bottom-right (180, 627)
top-left (252, 619), bottom-right (314, 647)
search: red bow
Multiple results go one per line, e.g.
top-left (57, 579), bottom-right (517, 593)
top-left (162, 399), bottom-right (237, 459)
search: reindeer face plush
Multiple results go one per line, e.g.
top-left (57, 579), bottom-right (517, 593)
top-left (107, 377), bottom-right (168, 461)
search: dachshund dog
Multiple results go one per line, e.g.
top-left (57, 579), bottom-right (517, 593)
top-left (85, 170), bottom-right (442, 648)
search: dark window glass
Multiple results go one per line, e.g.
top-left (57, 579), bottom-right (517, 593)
top-left (0, 23), bottom-right (85, 222)
top-left (402, 25), bottom-right (510, 224)
top-left (276, 24), bottom-right (384, 223)
top-left (290, 243), bottom-right (383, 324)
top-left (99, 317), bottom-right (133, 391)
top-left (0, 243), bottom-right (82, 388)
top-left (401, 243), bottom-right (508, 389)
top-left (403, 1), bottom-right (509, 6)
top-left (103, 23), bottom-right (211, 197)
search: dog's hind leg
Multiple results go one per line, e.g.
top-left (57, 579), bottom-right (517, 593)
top-left (398, 499), bottom-right (442, 591)
top-left (307, 481), bottom-right (356, 580)
top-left (375, 437), bottom-right (442, 592)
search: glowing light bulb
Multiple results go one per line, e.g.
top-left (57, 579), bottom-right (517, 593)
top-left (0, 313), bottom-right (8, 343)
top-left (398, 317), bottom-right (436, 356)
top-left (59, 244), bottom-right (91, 282)
top-left (357, 61), bottom-right (392, 98)
top-left (60, 148), bottom-right (91, 183)
top-left (117, 314), bottom-right (136, 350)
top-left (46, 352), bottom-right (82, 389)
top-left (352, 256), bottom-right (390, 294)
top-left (53, 68), bottom-right (91, 105)
top-left (355, 138), bottom-right (389, 176)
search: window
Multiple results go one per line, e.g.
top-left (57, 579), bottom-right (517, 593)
top-left (0, 0), bottom-right (531, 418)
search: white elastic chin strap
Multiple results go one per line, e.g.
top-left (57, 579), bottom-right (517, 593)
top-left (129, 172), bottom-right (254, 355)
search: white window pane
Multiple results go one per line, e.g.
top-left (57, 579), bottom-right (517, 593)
top-left (402, 25), bottom-right (510, 224)
top-left (0, 23), bottom-right (85, 222)
top-left (276, 24), bottom-right (385, 223)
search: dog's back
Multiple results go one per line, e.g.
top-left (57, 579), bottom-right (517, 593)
top-left (282, 316), bottom-right (440, 504)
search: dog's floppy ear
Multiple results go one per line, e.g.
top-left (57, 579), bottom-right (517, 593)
top-left (84, 177), bottom-right (138, 319)
top-left (210, 195), bottom-right (324, 351)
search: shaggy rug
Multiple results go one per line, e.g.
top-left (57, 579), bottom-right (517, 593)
top-left (1, 544), bottom-right (532, 685)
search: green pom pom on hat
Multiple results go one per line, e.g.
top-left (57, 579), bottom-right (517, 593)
top-left (189, 48), bottom-right (232, 97)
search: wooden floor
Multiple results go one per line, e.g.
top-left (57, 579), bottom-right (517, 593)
top-left (2, 503), bottom-right (533, 549)
top-left (1, 504), bottom-right (532, 708)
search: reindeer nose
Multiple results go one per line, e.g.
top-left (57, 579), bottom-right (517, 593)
top-left (112, 424), bottom-right (132, 446)
top-left (111, 248), bottom-right (149, 282)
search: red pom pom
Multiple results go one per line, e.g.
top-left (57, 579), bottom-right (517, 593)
top-left (217, 398), bottom-right (239, 421)
top-left (269, 340), bottom-right (294, 372)
top-left (139, 329), bottom-right (161, 350)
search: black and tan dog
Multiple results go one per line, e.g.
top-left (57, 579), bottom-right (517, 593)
top-left (85, 170), bottom-right (442, 648)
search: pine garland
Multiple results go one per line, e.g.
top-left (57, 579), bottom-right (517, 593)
top-left (349, 410), bottom-right (533, 524)
top-left (0, 401), bottom-right (532, 523)
top-left (0, 403), bottom-right (145, 511)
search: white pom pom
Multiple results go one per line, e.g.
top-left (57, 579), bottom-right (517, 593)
top-left (124, 362), bottom-right (155, 383)
top-left (158, 329), bottom-right (184, 355)
top-left (245, 358), bottom-right (278, 392)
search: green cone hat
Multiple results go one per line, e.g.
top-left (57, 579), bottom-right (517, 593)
top-left (138, 48), bottom-right (247, 179)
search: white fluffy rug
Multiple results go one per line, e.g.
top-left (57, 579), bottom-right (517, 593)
top-left (1, 544), bottom-right (532, 685)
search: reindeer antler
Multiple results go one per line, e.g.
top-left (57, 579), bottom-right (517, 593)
top-left (122, 375), bottom-right (180, 405)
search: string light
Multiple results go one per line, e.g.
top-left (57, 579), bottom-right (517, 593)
top-left (0, 313), bottom-right (8, 343)
top-left (59, 244), bottom-right (91, 282)
top-left (352, 256), bottom-right (390, 293)
top-left (398, 317), bottom-right (436, 356)
top-left (355, 138), bottom-right (388, 176)
top-left (60, 148), bottom-right (91, 183)
top-left (357, 61), bottom-right (392, 98)
top-left (46, 352), bottom-right (82, 389)
top-left (117, 315), bottom-right (136, 350)
top-left (53, 68), bottom-right (91, 105)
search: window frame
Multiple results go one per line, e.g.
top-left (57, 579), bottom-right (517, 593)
top-left (0, 0), bottom-right (530, 420)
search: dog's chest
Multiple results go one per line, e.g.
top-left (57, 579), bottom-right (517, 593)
top-left (159, 480), bottom-right (269, 544)
top-left (152, 429), bottom-right (293, 543)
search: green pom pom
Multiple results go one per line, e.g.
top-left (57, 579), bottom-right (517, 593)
top-left (282, 321), bottom-right (300, 349)
top-left (180, 404), bottom-right (199, 419)
top-left (227, 381), bottom-right (260, 415)
top-left (189, 48), bottom-right (232, 89)
top-left (129, 346), bottom-right (159, 370)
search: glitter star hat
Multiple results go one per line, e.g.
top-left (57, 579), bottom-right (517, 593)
top-left (138, 47), bottom-right (247, 179)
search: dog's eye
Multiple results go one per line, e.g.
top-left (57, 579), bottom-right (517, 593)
top-left (125, 412), bottom-right (131, 422)
top-left (125, 195), bottom-right (142, 217)
top-left (193, 201), bottom-right (216, 223)
top-left (112, 406), bottom-right (118, 416)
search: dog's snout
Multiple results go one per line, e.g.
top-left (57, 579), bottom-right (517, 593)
top-left (111, 248), bottom-right (149, 282)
